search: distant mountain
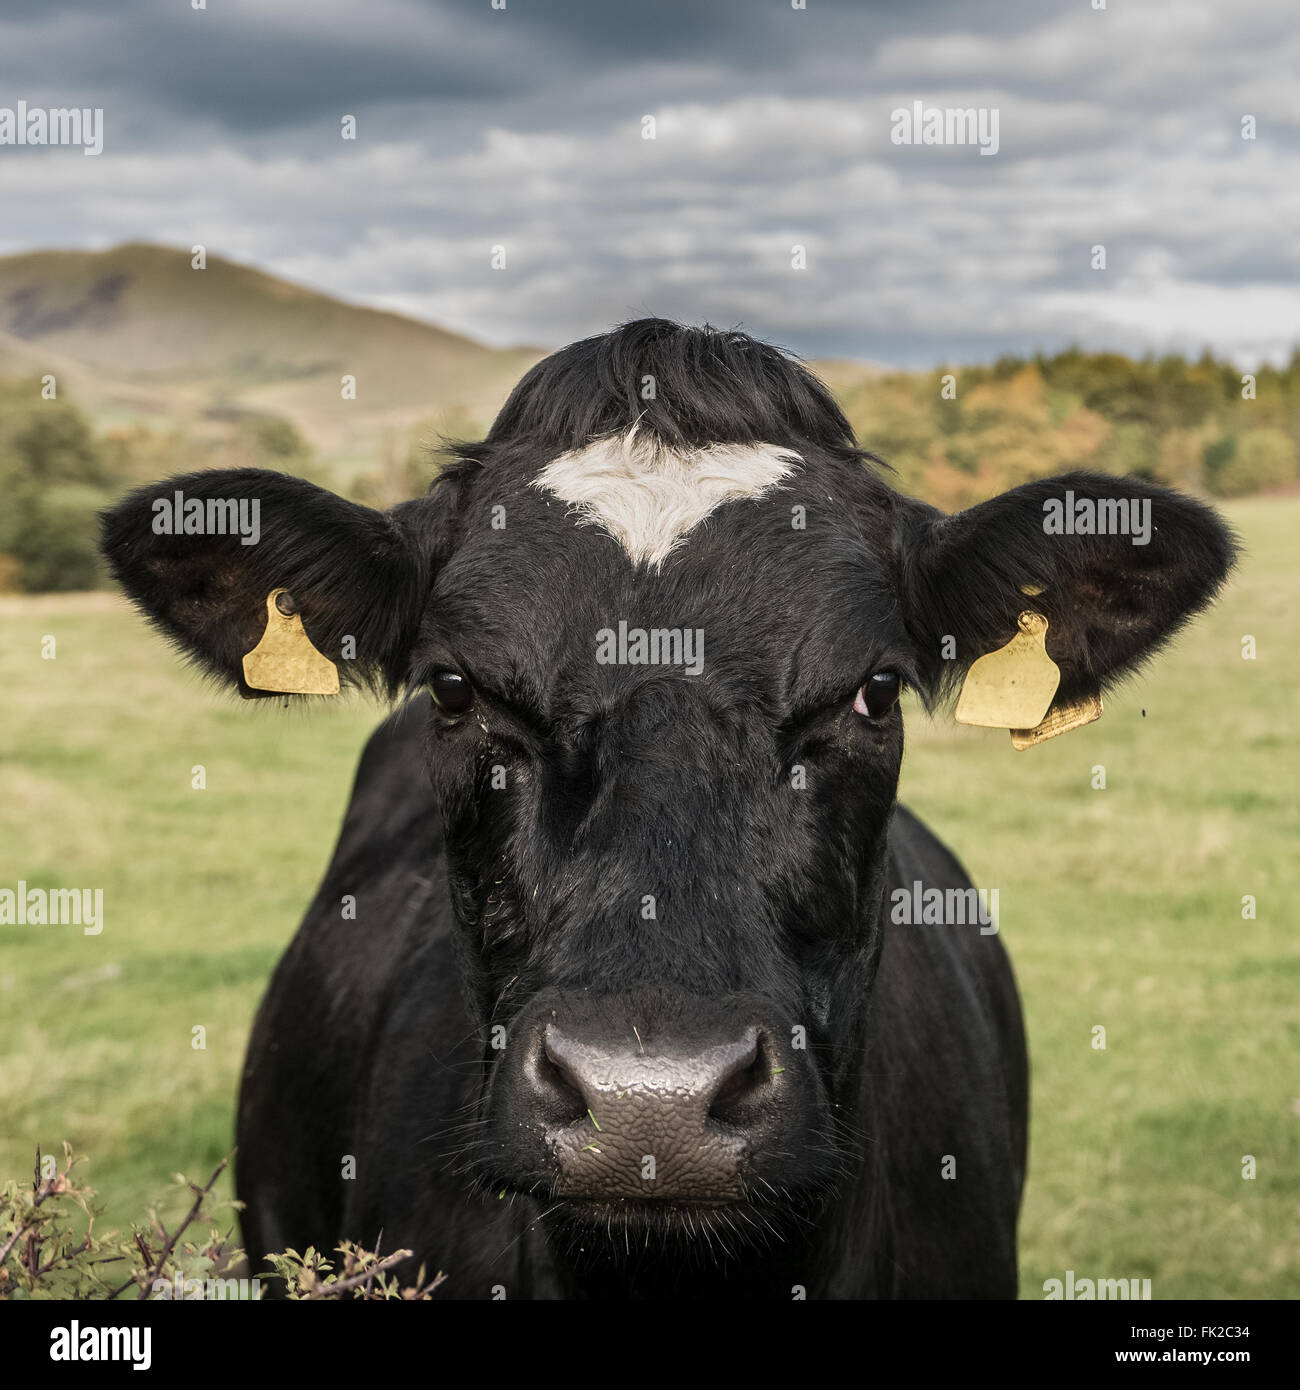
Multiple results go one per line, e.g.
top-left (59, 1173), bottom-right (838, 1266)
top-left (0, 243), bottom-right (542, 460)
top-left (0, 243), bottom-right (896, 469)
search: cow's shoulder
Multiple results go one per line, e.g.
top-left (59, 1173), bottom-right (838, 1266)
top-left (881, 800), bottom-right (1019, 1014)
top-left (887, 801), bottom-right (972, 889)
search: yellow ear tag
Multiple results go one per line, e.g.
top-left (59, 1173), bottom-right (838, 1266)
top-left (955, 611), bottom-right (1060, 731)
top-left (1010, 691), bottom-right (1103, 750)
top-left (241, 589), bottom-right (340, 696)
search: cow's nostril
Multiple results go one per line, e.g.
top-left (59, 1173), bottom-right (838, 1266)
top-left (707, 1033), bottom-right (774, 1125)
top-left (532, 1022), bottom-right (777, 1202)
top-left (530, 1036), bottom-right (589, 1125)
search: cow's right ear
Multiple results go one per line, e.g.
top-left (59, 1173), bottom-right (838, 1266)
top-left (100, 468), bottom-right (429, 699)
top-left (892, 471), bottom-right (1237, 731)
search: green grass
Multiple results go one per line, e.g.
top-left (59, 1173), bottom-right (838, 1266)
top-left (899, 495), bottom-right (1300, 1298)
top-left (1, 496), bottom-right (1296, 1297)
top-left (0, 592), bottom-right (379, 1231)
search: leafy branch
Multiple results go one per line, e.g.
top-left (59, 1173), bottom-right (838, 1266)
top-left (1, 1143), bottom-right (446, 1300)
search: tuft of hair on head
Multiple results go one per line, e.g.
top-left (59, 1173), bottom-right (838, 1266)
top-left (447, 318), bottom-right (880, 470)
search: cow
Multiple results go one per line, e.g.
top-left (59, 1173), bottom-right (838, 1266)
top-left (101, 319), bottom-right (1236, 1299)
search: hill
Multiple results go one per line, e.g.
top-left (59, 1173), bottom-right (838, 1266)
top-left (0, 243), bottom-right (542, 458)
top-left (2, 243), bottom-right (1296, 594)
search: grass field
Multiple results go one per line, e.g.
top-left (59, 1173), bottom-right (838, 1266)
top-left (1, 495), bottom-right (1296, 1298)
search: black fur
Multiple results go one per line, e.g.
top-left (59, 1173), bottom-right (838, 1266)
top-left (897, 474), bottom-right (1239, 709)
top-left (101, 468), bottom-right (428, 699)
top-left (101, 319), bottom-right (1237, 1299)
top-left (459, 317), bottom-right (875, 465)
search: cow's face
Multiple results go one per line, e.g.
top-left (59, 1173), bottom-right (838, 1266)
top-left (103, 320), bottom-right (1235, 1255)
top-left (420, 436), bottom-right (910, 1232)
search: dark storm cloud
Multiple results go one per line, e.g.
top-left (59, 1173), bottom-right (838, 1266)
top-left (2, 0), bottom-right (1056, 133)
top-left (4, 1), bottom-right (509, 132)
top-left (1, 0), bottom-right (1295, 365)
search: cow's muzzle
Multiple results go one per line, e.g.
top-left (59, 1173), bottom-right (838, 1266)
top-left (512, 1017), bottom-right (787, 1204)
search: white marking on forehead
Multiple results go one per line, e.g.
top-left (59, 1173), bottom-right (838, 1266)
top-left (531, 429), bottom-right (800, 567)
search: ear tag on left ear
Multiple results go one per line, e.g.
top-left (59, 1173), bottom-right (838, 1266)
top-left (955, 611), bottom-right (1060, 730)
top-left (242, 589), bottom-right (340, 696)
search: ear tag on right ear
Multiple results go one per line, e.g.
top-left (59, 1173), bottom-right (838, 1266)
top-left (955, 611), bottom-right (1060, 730)
top-left (1011, 692), bottom-right (1103, 750)
top-left (242, 589), bottom-right (340, 696)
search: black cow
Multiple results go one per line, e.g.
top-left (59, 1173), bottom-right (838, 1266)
top-left (102, 320), bottom-right (1235, 1299)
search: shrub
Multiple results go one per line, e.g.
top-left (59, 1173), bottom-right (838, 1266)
top-left (1209, 427), bottom-right (1297, 497)
top-left (0, 1145), bottom-right (445, 1300)
top-left (2, 482), bottom-right (113, 592)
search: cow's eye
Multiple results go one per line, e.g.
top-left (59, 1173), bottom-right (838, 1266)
top-left (430, 670), bottom-right (474, 716)
top-left (853, 671), bottom-right (901, 720)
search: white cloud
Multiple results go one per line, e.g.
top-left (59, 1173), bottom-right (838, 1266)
top-left (0, 0), bottom-right (1295, 365)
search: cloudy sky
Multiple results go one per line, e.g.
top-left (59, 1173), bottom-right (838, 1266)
top-left (2, 0), bottom-right (1296, 366)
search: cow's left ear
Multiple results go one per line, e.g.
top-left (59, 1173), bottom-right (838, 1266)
top-left (896, 471), bottom-right (1238, 724)
top-left (101, 468), bottom-right (430, 699)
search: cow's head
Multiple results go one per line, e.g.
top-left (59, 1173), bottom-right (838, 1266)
top-left (102, 320), bottom-right (1235, 1253)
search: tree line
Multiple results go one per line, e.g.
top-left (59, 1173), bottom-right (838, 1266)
top-left (1, 345), bottom-right (1295, 592)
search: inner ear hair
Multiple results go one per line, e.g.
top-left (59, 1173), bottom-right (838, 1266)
top-left (100, 468), bottom-right (430, 699)
top-left (897, 471), bottom-right (1238, 710)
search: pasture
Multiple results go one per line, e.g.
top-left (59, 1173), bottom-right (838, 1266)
top-left (0, 494), bottom-right (1295, 1298)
